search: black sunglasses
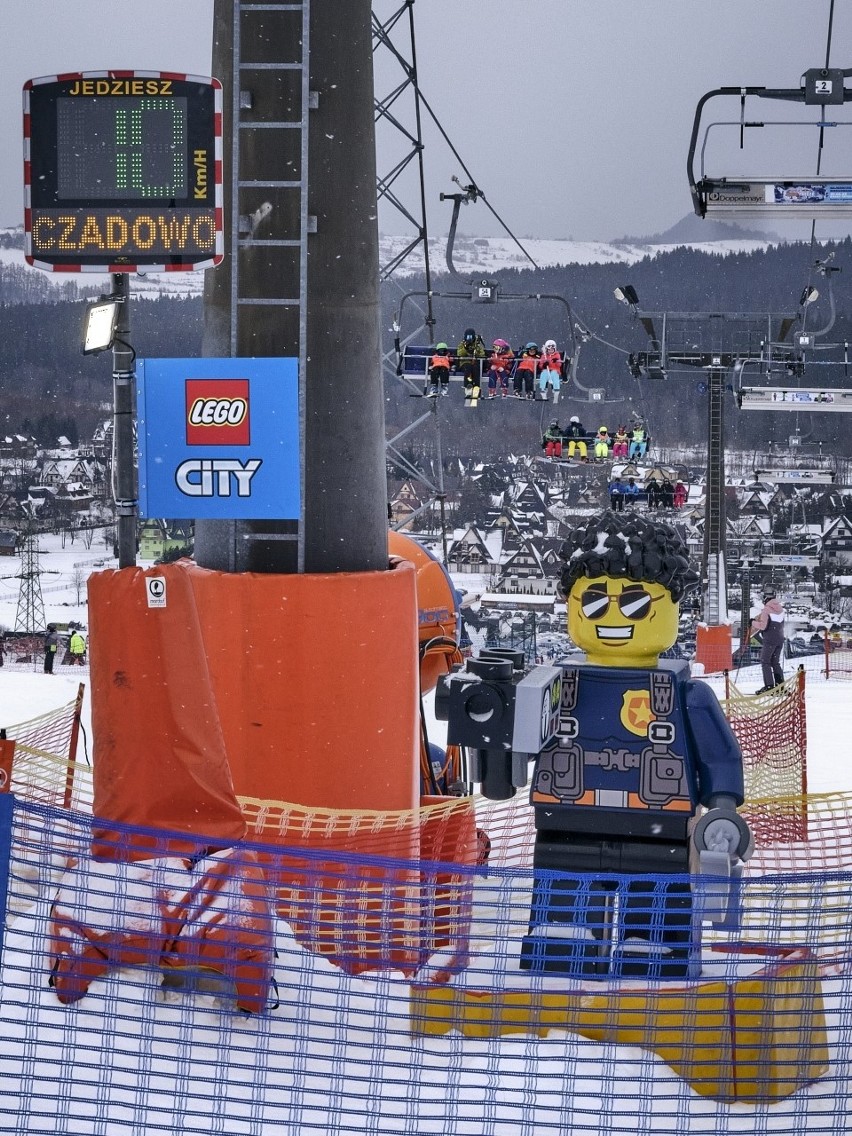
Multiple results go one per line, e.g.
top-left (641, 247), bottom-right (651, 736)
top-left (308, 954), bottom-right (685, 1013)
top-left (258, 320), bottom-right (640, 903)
top-left (579, 587), bottom-right (662, 621)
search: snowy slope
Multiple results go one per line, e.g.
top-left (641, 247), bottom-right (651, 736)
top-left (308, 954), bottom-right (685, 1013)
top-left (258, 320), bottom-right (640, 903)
top-left (0, 231), bottom-right (780, 298)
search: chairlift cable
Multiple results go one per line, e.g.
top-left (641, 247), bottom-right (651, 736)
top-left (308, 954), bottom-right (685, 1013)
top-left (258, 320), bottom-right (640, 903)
top-left (801, 0), bottom-right (837, 336)
top-left (383, 41), bottom-right (539, 270)
top-left (824, 0), bottom-right (836, 70)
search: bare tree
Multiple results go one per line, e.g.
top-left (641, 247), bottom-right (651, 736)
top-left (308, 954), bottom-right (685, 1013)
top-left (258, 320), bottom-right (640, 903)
top-left (71, 564), bottom-right (87, 605)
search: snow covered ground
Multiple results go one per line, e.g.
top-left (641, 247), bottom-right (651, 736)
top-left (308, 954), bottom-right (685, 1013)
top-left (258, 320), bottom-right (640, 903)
top-left (2, 558), bottom-right (851, 1134)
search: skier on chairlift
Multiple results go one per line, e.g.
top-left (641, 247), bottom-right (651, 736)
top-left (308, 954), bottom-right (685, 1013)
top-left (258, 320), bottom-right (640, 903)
top-left (541, 418), bottom-right (563, 459)
top-left (538, 339), bottom-right (563, 402)
top-left (427, 343), bottom-right (452, 397)
top-left (487, 339), bottom-right (514, 399)
top-left (563, 415), bottom-right (588, 461)
top-left (612, 425), bottom-right (630, 459)
top-left (593, 425), bottom-right (611, 461)
top-left (456, 327), bottom-right (487, 405)
top-left (514, 343), bottom-right (540, 399)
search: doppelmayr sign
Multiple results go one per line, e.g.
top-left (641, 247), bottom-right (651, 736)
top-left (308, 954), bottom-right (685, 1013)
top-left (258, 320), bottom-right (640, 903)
top-left (137, 357), bottom-right (299, 520)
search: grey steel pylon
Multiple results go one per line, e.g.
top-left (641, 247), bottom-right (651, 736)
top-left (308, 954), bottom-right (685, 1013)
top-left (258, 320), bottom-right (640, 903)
top-left (14, 518), bottom-right (46, 634)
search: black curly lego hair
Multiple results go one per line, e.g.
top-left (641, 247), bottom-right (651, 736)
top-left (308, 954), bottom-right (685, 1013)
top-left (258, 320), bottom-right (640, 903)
top-left (559, 511), bottom-right (699, 602)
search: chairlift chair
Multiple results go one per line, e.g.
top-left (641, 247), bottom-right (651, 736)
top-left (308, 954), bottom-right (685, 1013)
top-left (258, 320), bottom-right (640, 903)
top-left (393, 290), bottom-right (621, 404)
top-left (688, 71), bottom-right (852, 220)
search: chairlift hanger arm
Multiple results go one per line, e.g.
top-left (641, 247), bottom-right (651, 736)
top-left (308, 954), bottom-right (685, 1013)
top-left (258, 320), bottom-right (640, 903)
top-left (688, 82), bottom-right (852, 217)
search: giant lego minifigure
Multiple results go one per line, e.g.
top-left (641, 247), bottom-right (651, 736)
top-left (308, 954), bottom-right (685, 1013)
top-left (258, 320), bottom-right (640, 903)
top-left (522, 512), bottom-right (752, 979)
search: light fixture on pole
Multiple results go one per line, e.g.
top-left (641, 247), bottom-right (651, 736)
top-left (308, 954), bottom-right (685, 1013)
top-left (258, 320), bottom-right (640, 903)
top-left (613, 285), bottom-right (639, 306)
top-left (799, 285), bottom-right (819, 306)
top-left (82, 297), bottom-right (120, 355)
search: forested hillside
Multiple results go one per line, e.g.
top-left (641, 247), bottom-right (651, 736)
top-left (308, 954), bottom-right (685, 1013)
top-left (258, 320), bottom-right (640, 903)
top-left (2, 236), bottom-right (851, 455)
top-left (383, 238), bottom-right (852, 459)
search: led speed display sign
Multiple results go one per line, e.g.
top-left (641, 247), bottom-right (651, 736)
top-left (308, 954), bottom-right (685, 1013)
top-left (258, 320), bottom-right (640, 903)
top-left (24, 71), bottom-right (223, 272)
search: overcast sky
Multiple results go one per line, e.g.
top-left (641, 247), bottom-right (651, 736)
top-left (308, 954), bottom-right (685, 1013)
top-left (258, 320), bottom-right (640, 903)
top-left (1, 0), bottom-right (848, 240)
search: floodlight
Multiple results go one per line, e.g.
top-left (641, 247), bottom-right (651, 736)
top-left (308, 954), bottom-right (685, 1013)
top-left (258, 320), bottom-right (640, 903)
top-left (82, 299), bottom-right (120, 354)
top-left (614, 285), bottom-right (639, 306)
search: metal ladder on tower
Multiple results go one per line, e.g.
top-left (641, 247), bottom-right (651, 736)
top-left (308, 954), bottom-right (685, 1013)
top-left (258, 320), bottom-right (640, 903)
top-left (230, 0), bottom-right (311, 567)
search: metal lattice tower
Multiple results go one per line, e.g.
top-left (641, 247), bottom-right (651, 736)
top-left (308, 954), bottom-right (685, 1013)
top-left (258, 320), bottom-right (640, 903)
top-left (625, 308), bottom-right (800, 624)
top-left (14, 523), bottom-right (46, 633)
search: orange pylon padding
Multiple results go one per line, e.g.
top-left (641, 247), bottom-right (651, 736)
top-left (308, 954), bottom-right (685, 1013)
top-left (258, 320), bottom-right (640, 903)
top-left (88, 558), bottom-right (421, 851)
top-left (389, 531), bottom-right (461, 693)
top-left (188, 556), bottom-right (420, 812)
top-left (696, 623), bottom-right (733, 674)
top-left (88, 563), bottom-right (247, 860)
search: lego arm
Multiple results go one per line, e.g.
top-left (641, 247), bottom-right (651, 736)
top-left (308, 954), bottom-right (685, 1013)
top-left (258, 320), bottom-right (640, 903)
top-left (684, 681), bottom-right (754, 928)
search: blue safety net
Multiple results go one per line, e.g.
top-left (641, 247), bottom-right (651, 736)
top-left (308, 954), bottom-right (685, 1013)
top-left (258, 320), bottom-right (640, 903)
top-left (1, 796), bottom-right (851, 1134)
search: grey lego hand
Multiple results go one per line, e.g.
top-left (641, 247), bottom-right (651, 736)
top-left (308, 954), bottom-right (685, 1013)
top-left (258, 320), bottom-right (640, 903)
top-left (693, 806), bottom-right (754, 862)
top-left (699, 813), bottom-right (742, 854)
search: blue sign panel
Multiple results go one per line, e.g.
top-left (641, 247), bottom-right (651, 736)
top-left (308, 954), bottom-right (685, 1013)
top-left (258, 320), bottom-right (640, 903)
top-left (137, 357), bottom-right (299, 520)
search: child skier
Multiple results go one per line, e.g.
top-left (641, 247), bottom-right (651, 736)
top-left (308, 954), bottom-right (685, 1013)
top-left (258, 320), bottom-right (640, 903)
top-left (538, 339), bottom-right (563, 402)
top-left (514, 343), bottom-right (540, 399)
top-left (487, 339), bottom-right (514, 398)
top-left (427, 343), bottom-right (452, 397)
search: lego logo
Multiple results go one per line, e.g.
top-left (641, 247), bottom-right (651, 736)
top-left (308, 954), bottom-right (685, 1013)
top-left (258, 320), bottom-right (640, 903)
top-left (188, 397), bottom-right (248, 427)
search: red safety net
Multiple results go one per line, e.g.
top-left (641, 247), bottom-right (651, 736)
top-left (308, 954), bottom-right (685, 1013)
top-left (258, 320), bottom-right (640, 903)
top-left (722, 669), bottom-right (808, 846)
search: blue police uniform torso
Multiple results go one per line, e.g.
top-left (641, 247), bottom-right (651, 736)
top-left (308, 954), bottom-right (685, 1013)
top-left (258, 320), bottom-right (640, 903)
top-left (530, 659), bottom-right (743, 841)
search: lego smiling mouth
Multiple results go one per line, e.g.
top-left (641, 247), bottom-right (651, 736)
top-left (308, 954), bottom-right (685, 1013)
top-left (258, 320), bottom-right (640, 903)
top-left (596, 626), bottom-right (634, 641)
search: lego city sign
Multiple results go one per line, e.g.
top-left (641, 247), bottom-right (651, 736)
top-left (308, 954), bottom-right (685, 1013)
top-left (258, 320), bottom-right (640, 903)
top-left (24, 71), bottom-right (223, 271)
top-left (137, 358), bottom-right (300, 520)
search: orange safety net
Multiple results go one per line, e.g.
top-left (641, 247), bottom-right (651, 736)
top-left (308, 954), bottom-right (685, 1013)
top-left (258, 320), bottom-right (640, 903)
top-left (823, 642), bottom-right (852, 679)
top-left (239, 793), bottom-right (480, 974)
top-left (1, 686), bottom-right (89, 811)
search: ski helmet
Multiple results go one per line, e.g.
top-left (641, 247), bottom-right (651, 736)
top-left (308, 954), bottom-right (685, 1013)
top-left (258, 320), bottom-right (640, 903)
top-left (544, 339), bottom-right (557, 351)
top-left (570, 415), bottom-right (579, 423)
top-left (525, 342), bottom-right (539, 351)
top-left (435, 342), bottom-right (449, 351)
top-left (599, 426), bottom-right (608, 433)
top-left (550, 419), bottom-right (559, 427)
top-left (493, 338), bottom-right (510, 350)
top-left (464, 328), bottom-right (476, 343)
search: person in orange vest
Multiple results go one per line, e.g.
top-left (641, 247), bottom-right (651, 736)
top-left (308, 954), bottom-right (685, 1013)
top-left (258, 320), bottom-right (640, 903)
top-left (673, 480), bottom-right (688, 508)
top-left (427, 343), bottom-right (452, 397)
top-left (513, 343), bottom-right (540, 399)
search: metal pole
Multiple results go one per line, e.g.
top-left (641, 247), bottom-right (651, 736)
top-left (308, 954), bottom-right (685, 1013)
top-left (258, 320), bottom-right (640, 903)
top-left (433, 404), bottom-right (448, 561)
top-left (111, 273), bottom-right (137, 569)
top-left (304, 0), bottom-right (386, 572)
top-left (702, 366), bottom-right (727, 623)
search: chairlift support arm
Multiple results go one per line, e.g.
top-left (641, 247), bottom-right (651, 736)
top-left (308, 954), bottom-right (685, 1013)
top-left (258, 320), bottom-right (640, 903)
top-left (688, 80), bottom-right (852, 218)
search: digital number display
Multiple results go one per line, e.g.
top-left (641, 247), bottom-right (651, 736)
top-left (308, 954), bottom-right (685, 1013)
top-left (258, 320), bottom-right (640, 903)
top-left (24, 72), bottom-right (223, 272)
top-left (57, 97), bottom-right (189, 200)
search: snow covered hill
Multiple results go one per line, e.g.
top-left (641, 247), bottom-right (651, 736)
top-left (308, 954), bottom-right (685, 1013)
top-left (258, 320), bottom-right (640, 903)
top-left (0, 224), bottom-right (782, 299)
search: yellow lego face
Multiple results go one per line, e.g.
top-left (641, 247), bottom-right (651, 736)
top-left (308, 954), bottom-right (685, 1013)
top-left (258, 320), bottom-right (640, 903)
top-left (567, 574), bottom-right (679, 667)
